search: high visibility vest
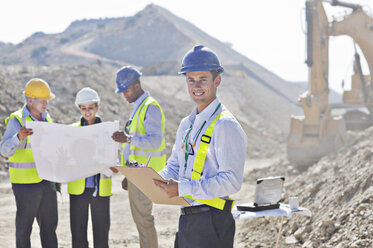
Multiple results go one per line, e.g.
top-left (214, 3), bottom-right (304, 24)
top-left (185, 110), bottom-right (235, 210)
top-left (5, 109), bottom-right (53, 184)
top-left (67, 121), bottom-right (112, 196)
top-left (121, 96), bottom-right (166, 172)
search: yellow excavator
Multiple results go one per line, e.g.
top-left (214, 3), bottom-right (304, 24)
top-left (287, 0), bottom-right (373, 166)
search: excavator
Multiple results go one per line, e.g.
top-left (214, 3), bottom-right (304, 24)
top-left (287, 0), bottom-right (373, 166)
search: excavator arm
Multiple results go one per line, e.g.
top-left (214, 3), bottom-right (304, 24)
top-left (329, 1), bottom-right (373, 110)
top-left (299, 0), bottom-right (330, 124)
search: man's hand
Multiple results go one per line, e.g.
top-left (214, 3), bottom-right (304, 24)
top-left (122, 177), bottom-right (128, 191)
top-left (111, 131), bottom-right (128, 143)
top-left (153, 179), bottom-right (179, 198)
top-left (17, 127), bottom-right (33, 140)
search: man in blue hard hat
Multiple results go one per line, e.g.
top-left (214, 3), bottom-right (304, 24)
top-left (112, 66), bottom-right (166, 248)
top-left (154, 45), bottom-right (248, 248)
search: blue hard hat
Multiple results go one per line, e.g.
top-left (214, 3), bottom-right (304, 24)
top-left (179, 45), bottom-right (224, 75)
top-left (115, 66), bottom-right (142, 93)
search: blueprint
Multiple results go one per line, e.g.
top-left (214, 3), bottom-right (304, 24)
top-left (26, 120), bottom-right (119, 183)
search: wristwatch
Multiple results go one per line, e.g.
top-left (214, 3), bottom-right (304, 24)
top-left (126, 135), bottom-right (131, 144)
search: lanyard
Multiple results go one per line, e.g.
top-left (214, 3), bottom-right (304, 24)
top-left (183, 103), bottom-right (221, 168)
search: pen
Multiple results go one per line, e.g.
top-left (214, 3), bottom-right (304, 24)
top-left (145, 155), bottom-right (152, 167)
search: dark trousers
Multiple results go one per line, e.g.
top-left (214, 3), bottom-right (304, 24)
top-left (175, 207), bottom-right (235, 248)
top-left (70, 188), bottom-right (110, 248)
top-left (12, 180), bottom-right (58, 248)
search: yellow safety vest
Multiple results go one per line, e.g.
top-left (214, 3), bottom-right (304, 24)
top-left (67, 121), bottom-right (112, 196)
top-left (5, 109), bottom-right (53, 184)
top-left (185, 110), bottom-right (235, 210)
top-left (121, 96), bottom-right (166, 172)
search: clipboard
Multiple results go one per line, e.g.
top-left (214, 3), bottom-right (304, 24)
top-left (116, 166), bottom-right (190, 206)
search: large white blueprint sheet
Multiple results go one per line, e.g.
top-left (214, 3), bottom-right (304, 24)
top-left (26, 121), bottom-right (119, 183)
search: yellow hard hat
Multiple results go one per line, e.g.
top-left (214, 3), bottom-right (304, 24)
top-left (23, 78), bottom-right (56, 100)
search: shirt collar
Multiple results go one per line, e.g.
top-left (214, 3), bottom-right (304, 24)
top-left (22, 104), bottom-right (48, 121)
top-left (80, 116), bottom-right (102, 126)
top-left (188, 97), bottom-right (221, 124)
top-left (133, 91), bottom-right (149, 109)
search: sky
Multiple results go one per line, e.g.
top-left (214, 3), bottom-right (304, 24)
top-left (1, 0), bottom-right (373, 93)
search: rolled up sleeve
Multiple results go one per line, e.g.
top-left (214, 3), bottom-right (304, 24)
top-left (0, 118), bottom-right (22, 158)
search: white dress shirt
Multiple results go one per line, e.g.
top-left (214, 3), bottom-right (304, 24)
top-left (159, 98), bottom-right (248, 206)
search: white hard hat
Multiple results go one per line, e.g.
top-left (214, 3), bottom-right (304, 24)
top-left (75, 87), bottom-right (100, 107)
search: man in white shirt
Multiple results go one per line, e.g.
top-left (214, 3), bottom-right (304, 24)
top-left (154, 45), bottom-right (248, 248)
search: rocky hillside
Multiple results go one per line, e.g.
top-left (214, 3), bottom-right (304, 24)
top-left (0, 4), bottom-right (304, 122)
top-left (0, 4), bottom-right (272, 70)
top-left (234, 128), bottom-right (373, 247)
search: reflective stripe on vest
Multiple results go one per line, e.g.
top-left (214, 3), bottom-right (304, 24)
top-left (185, 110), bottom-right (235, 210)
top-left (67, 121), bottom-right (112, 196)
top-left (121, 96), bottom-right (166, 172)
top-left (5, 109), bottom-right (52, 184)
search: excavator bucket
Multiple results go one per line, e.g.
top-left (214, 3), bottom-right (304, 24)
top-left (287, 115), bottom-right (347, 167)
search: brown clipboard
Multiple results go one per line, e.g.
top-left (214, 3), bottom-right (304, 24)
top-left (116, 166), bottom-right (190, 206)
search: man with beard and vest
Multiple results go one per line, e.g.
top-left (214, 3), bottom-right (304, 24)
top-left (0, 78), bottom-right (58, 248)
top-left (153, 45), bottom-right (248, 248)
top-left (112, 66), bottom-right (166, 248)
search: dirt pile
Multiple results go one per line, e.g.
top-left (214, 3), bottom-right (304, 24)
top-left (235, 129), bottom-right (373, 248)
